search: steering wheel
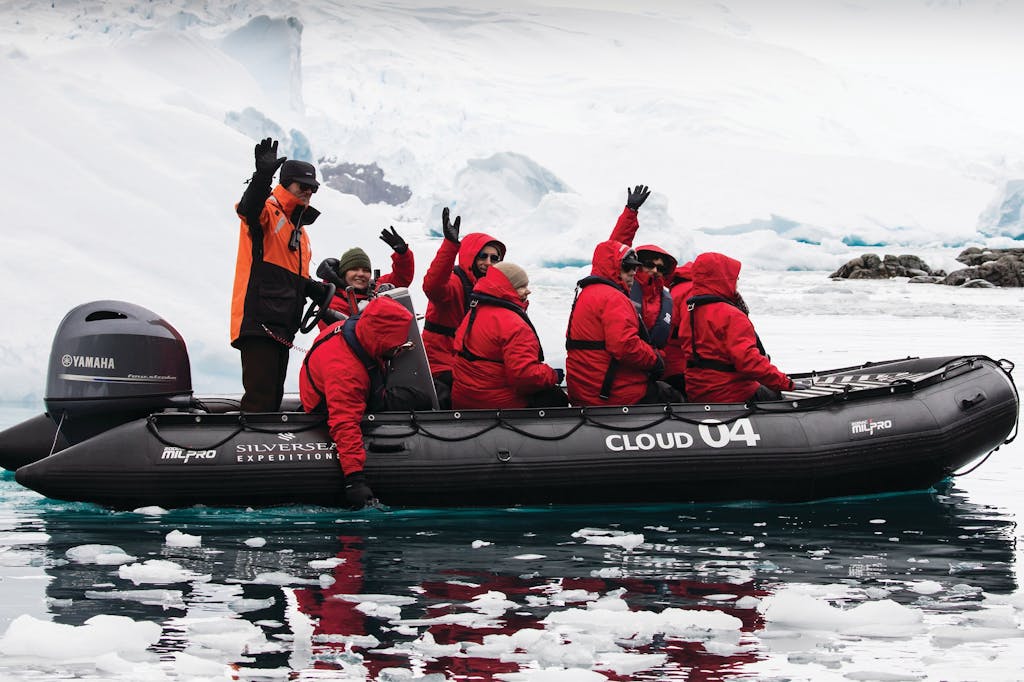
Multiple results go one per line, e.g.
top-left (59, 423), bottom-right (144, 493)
top-left (300, 282), bottom-right (336, 334)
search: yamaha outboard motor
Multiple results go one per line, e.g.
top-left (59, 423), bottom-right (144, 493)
top-left (44, 300), bottom-right (193, 444)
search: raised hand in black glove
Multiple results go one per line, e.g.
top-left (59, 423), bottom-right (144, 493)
top-left (553, 368), bottom-right (565, 385)
top-left (304, 278), bottom-right (329, 301)
top-left (379, 226), bottom-right (408, 254)
top-left (254, 137), bottom-right (286, 176)
top-left (344, 471), bottom-right (376, 510)
top-left (626, 184), bottom-right (651, 211)
top-left (442, 207), bottom-right (461, 244)
top-left (650, 353), bottom-right (665, 380)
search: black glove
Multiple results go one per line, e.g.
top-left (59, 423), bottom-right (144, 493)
top-left (344, 471), bottom-right (376, 510)
top-left (553, 368), bottom-right (565, 385)
top-left (304, 278), bottom-right (329, 301)
top-left (442, 207), bottom-right (461, 244)
top-left (626, 184), bottom-right (651, 211)
top-left (254, 137), bottom-right (286, 176)
top-left (650, 353), bottom-right (665, 380)
top-left (379, 226), bottom-right (408, 254)
top-left (316, 258), bottom-right (344, 286)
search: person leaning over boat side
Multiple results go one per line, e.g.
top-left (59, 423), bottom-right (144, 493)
top-left (565, 240), bottom-right (683, 406)
top-left (231, 137), bottom-right (331, 413)
top-left (314, 226), bottom-right (415, 328)
top-left (421, 206), bottom-right (506, 407)
top-left (684, 252), bottom-right (807, 403)
top-left (661, 260), bottom-right (694, 396)
top-left (299, 296), bottom-right (415, 510)
top-left (607, 185), bottom-right (676, 349)
top-left (451, 262), bottom-right (568, 410)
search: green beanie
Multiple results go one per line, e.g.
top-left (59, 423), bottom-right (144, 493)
top-left (337, 247), bottom-right (371, 274)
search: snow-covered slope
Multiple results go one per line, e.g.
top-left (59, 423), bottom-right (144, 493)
top-left (1, 0), bottom-right (1022, 401)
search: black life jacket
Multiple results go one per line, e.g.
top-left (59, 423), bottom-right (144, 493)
top-left (629, 280), bottom-right (673, 349)
top-left (565, 275), bottom-right (651, 401)
top-left (686, 294), bottom-right (768, 372)
top-left (423, 265), bottom-right (474, 338)
top-left (457, 293), bottom-right (544, 364)
top-left (302, 316), bottom-right (387, 413)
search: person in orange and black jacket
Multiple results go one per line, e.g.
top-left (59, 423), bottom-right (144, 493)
top-left (421, 206), bottom-right (506, 405)
top-left (452, 262), bottom-right (567, 410)
top-left (231, 138), bottom-right (330, 412)
top-left (299, 296), bottom-right (414, 510)
top-left (684, 252), bottom-right (807, 403)
top-left (662, 260), bottom-right (694, 396)
top-left (314, 226), bottom-right (415, 328)
top-left (565, 240), bottom-right (683, 406)
top-left (608, 185), bottom-right (676, 349)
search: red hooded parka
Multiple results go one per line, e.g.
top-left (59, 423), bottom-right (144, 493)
top-left (608, 207), bottom-right (677, 332)
top-left (451, 267), bottom-right (559, 409)
top-left (422, 232), bottom-right (506, 376)
top-left (684, 253), bottom-right (793, 403)
top-left (565, 240), bottom-right (661, 406)
top-left (299, 296), bottom-right (413, 475)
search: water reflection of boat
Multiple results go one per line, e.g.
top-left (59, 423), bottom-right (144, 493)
top-left (1, 299), bottom-right (1020, 509)
top-left (18, 492), bottom-right (1016, 679)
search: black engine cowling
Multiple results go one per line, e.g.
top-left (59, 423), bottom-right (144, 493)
top-left (44, 300), bottom-right (193, 444)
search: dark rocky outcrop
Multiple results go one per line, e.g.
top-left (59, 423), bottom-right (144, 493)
top-left (941, 247), bottom-right (1024, 288)
top-left (318, 159), bottom-right (411, 206)
top-left (829, 254), bottom-right (944, 280)
top-left (830, 248), bottom-right (1024, 287)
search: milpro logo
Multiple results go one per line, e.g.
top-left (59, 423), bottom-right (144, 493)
top-left (850, 418), bottom-right (893, 437)
top-left (605, 418), bottom-right (761, 452)
top-left (61, 354), bottom-right (116, 370)
top-left (160, 447), bottom-right (217, 463)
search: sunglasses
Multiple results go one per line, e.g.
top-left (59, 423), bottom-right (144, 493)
top-left (476, 253), bottom-right (502, 263)
top-left (622, 262), bottom-right (640, 272)
top-left (642, 260), bottom-right (668, 274)
top-left (297, 182), bottom-right (318, 193)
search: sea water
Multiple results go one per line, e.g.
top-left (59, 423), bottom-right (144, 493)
top-left (1, 273), bottom-right (1022, 681)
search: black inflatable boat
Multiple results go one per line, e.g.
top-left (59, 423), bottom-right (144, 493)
top-left (1, 299), bottom-right (1019, 510)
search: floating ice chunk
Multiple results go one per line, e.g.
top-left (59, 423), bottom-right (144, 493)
top-left (334, 593), bottom-right (418, 606)
top-left (356, 601), bottom-right (403, 619)
top-left (495, 667), bottom-right (608, 681)
top-left (118, 559), bottom-right (210, 585)
top-left (571, 528), bottom-right (645, 550)
top-left (185, 618), bottom-right (268, 655)
top-left (513, 553), bottom-right (547, 560)
top-left (251, 571), bottom-right (320, 585)
top-left (243, 537), bottom-right (266, 547)
top-left (131, 506), bottom-right (169, 515)
top-left (759, 589), bottom-right (923, 637)
top-left (85, 588), bottom-right (185, 608)
top-left (472, 540), bottom-right (493, 548)
top-left (596, 651), bottom-right (669, 676)
top-left (0, 532), bottom-right (49, 546)
top-left (66, 544), bottom-right (136, 565)
top-left (173, 650), bottom-right (228, 677)
top-left (470, 591), bottom-right (518, 616)
top-left (308, 556), bottom-right (346, 569)
top-left (228, 596), bottom-right (276, 614)
top-left (0, 614), bottom-right (160, 659)
top-left (165, 529), bottom-right (202, 547)
top-left (906, 580), bottom-right (943, 595)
